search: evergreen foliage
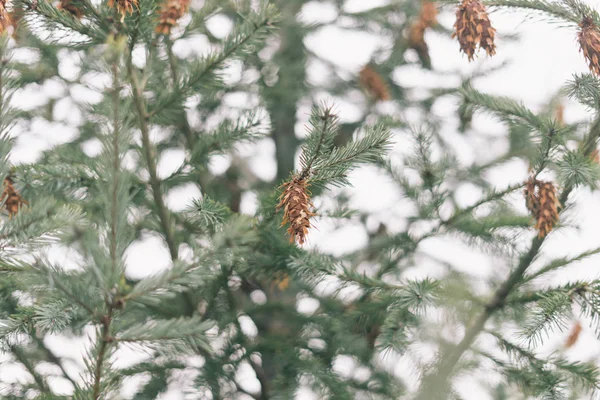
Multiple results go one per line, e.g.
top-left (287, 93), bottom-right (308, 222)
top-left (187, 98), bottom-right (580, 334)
top-left (2, 0), bottom-right (600, 399)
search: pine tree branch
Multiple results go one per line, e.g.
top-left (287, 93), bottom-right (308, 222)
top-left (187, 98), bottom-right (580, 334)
top-left (414, 116), bottom-right (600, 400)
top-left (31, 335), bottom-right (77, 388)
top-left (10, 344), bottom-right (50, 393)
top-left (92, 311), bottom-right (113, 400)
top-left (224, 273), bottom-right (270, 400)
top-left (164, 38), bottom-right (197, 150)
top-left (441, 182), bottom-right (525, 227)
top-left (110, 58), bottom-right (120, 275)
top-left (127, 51), bottom-right (178, 260)
top-left (300, 108), bottom-right (332, 179)
top-left (149, 9), bottom-right (277, 118)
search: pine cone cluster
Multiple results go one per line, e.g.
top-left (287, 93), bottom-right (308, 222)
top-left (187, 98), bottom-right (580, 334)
top-left (578, 17), bottom-right (600, 76)
top-left (108, 0), bottom-right (138, 21)
top-left (156, 0), bottom-right (190, 34)
top-left (57, 0), bottom-right (84, 19)
top-left (1, 176), bottom-right (26, 216)
top-left (524, 178), bottom-right (559, 238)
top-left (453, 0), bottom-right (496, 61)
top-left (277, 177), bottom-right (315, 245)
top-left (359, 65), bottom-right (390, 102)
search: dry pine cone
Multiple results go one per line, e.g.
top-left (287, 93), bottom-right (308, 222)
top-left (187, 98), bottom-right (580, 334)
top-left (156, 0), bottom-right (190, 34)
top-left (0, 0), bottom-right (11, 35)
top-left (1, 176), bottom-right (27, 216)
top-left (359, 65), bottom-right (390, 102)
top-left (565, 321), bottom-right (583, 349)
top-left (421, 0), bottom-right (438, 27)
top-left (57, 0), bottom-right (84, 19)
top-left (524, 178), bottom-right (559, 238)
top-left (108, 0), bottom-right (138, 21)
top-left (277, 177), bottom-right (315, 245)
top-left (453, 0), bottom-right (496, 61)
top-left (579, 17), bottom-right (600, 76)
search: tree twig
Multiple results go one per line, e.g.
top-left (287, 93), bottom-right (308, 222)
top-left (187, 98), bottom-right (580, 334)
top-left (414, 116), bottom-right (600, 399)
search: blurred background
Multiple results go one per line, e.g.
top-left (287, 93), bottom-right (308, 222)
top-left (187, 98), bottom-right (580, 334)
top-left (3, 0), bottom-right (600, 398)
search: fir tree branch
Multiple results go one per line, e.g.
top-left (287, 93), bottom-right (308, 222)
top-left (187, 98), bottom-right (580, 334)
top-left (149, 6), bottom-right (277, 118)
top-left (92, 311), bottom-right (113, 400)
top-left (414, 116), bottom-right (600, 399)
top-left (524, 245), bottom-right (600, 282)
top-left (127, 50), bottom-right (178, 260)
top-left (31, 335), bottom-right (77, 388)
top-left (164, 38), bottom-right (197, 150)
top-left (441, 182), bottom-right (525, 227)
top-left (10, 344), bottom-right (50, 393)
top-left (109, 54), bottom-right (120, 275)
top-left (300, 106), bottom-right (333, 179)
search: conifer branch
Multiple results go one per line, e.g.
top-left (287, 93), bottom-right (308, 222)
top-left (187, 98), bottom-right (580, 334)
top-left (414, 116), bottom-right (600, 399)
top-left (11, 344), bottom-right (50, 392)
top-left (300, 107), bottom-right (332, 179)
top-left (32, 335), bottom-right (77, 387)
top-left (441, 182), bottom-right (525, 226)
top-left (164, 38), bottom-right (196, 150)
top-left (149, 6), bottom-right (277, 118)
top-left (127, 51), bottom-right (178, 260)
top-left (109, 53), bottom-right (120, 275)
top-left (92, 310), bottom-right (113, 400)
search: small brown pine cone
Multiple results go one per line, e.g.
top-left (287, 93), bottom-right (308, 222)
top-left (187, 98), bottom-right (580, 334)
top-left (555, 103), bottom-right (564, 127)
top-left (271, 273), bottom-right (290, 291)
top-left (57, 0), bottom-right (84, 19)
top-left (420, 0), bottom-right (438, 28)
top-left (534, 181), bottom-right (559, 238)
top-left (407, 21), bottom-right (431, 68)
top-left (0, 1), bottom-right (11, 35)
top-left (591, 148), bottom-right (600, 163)
top-left (108, 0), bottom-right (138, 21)
top-left (525, 178), bottom-right (560, 238)
top-left (156, 0), bottom-right (190, 34)
top-left (1, 176), bottom-right (27, 216)
top-left (565, 321), bottom-right (582, 349)
top-left (579, 17), bottom-right (600, 76)
top-left (408, 21), bottom-right (426, 48)
top-left (524, 177), bottom-right (540, 217)
top-left (453, 0), bottom-right (496, 62)
top-left (359, 65), bottom-right (391, 102)
top-left (277, 177), bottom-right (315, 245)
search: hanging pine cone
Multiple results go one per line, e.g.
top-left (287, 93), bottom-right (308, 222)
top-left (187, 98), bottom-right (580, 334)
top-left (156, 0), bottom-right (190, 34)
top-left (565, 321), bottom-right (582, 349)
top-left (408, 21), bottom-right (431, 68)
top-left (453, 0), bottom-right (496, 61)
top-left (0, 0), bottom-right (11, 35)
top-left (524, 177), bottom-right (539, 217)
top-left (524, 178), bottom-right (559, 238)
top-left (555, 103), bottom-right (564, 126)
top-left (578, 17), bottom-right (600, 76)
top-left (108, 0), bottom-right (138, 22)
top-left (1, 176), bottom-right (27, 216)
top-left (420, 0), bottom-right (438, 28)
top-left (57, 0), bottom-right (84, 19)
top-left (359, 65), bottom-right (391, 102)
top-left (277, 177), bottom-right (315, 245)
top-left (591, 148), bottom-right (600, 163)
